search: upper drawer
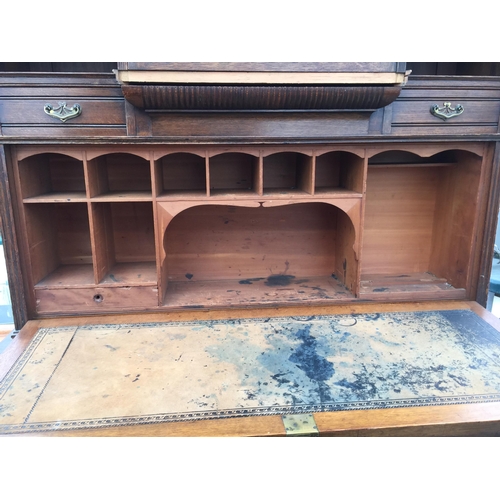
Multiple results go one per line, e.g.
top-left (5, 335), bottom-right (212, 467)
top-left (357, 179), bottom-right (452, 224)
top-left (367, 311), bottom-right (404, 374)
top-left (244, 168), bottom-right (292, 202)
top-left (390, 76), bottom-right (500, 136)
top-left (0, 73), bottom-right (127, 138)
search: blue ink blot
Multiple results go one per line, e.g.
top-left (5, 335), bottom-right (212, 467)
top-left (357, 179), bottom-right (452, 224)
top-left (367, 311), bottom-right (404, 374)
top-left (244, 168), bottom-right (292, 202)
top-left (289, 325), bottom-right (334, 382)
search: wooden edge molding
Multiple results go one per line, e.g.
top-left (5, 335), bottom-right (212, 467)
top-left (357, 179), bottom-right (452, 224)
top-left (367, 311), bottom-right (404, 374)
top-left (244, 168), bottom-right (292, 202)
top-left (115, 70), bottom-right (406, 86)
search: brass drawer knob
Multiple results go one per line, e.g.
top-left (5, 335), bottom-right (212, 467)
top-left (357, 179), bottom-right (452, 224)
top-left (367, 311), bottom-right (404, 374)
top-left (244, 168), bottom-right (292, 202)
top-left (44, 101), bottom-right (82, 122)
top-left (430, 102), bottom-right (464, 121)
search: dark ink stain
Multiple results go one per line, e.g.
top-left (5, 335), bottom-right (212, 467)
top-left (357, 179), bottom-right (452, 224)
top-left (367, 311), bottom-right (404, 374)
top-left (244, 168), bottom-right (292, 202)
top-left (183, 305), bottom-right (204, 309)
top-left (265, 274), bottom-right (296, 287)
top-left (373, 287), bottom-right (389, 292)
top-left (108, 274), bottom-right (119, 283)
top-left (448, 373), bottom-right (469, 387)
top-left (185, 273), bottom-right (193, 280)
top-left (289, 324), bottom-right (335, 396)
top-left (335, 374), bottom-right (377, 398)
top-left (104, 344), bottom-right (118, 351)
top-left (271, 372), bottom-right (291, 387)
top-left (430, 365), bottom-right (446, 372)
top-left (239, 277), bottom-right (265, 285)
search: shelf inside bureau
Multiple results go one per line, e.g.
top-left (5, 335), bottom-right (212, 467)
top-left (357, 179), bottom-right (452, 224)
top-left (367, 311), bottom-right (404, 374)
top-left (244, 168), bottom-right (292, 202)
top-left (359, 272), bottom-right (467, 301)
top-left (35, 264), bottom-right (95, 289)
top-left (164, 274), bottom-right (355, 309)
top-left (14, 145), bottom-right (486, 316)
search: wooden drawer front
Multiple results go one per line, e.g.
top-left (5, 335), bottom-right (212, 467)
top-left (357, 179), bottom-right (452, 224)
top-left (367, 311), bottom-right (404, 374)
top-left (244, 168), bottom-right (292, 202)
top-left (0, 99), bottom-right (125, 125)
top-left (390, 77), bottom-right (500, 135)
top-left (0, 74), bottom-right (127, 138)
top-left (392, 99), bottom-right (500, 132)
top-left (0, 98), bottom-right (126, 138)
top-left (35, 286), bottom-right (158, 314)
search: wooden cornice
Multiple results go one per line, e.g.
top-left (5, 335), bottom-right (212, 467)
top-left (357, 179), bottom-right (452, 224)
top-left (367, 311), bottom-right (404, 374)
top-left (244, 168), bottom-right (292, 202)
top-left (116, 63), bottom-right (407, 112)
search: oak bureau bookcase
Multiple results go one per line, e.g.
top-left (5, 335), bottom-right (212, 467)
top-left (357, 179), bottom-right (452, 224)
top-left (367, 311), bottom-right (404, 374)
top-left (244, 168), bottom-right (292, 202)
top-left (2, 63), bottom-right (499, 322)
top-left (1, 62), bottom-right (500, 436)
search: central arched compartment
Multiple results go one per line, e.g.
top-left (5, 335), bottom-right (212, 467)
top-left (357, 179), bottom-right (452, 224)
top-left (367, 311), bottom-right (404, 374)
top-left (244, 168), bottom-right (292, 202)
top-left (162, 202), bottom-right (357, 308)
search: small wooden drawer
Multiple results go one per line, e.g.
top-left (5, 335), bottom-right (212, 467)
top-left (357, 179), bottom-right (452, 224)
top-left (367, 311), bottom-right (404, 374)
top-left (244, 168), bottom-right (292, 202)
top-left (35, 286), bottom-right (159, 314)
top-left (0, 73), bottom-right (127, 138)
top-left (0, 99), bottom-right (125, 126)
top-left (390, 76), bottom-right (500, 135)
top-left (391, 100), bottom-right (500, 134)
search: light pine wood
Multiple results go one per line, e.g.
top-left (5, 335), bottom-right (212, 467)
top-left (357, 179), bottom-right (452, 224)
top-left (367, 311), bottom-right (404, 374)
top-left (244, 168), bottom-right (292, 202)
top-left (8, 143), bottom-right (491, 313)
top-left (115, 70), bottom-right (406, 85)
top-left (163, 203), bottom-right (338, 281)
top-left (90, 202), bottom-right (116, 284)
top-left (429, 151), bottom-right (483, 291)
top-left (209, 152), bottom-right (258, 194)
top-left (35, 285), bottom-right (158, 314)
top-left (158, 152), bottom-right (207, 196)
top-left (362, 165), bottom-right (440, 275)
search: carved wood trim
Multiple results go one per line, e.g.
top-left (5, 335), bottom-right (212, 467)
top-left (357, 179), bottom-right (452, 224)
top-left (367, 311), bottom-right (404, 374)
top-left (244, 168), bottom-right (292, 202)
top-left (121, 84), bottom-right (403, 112)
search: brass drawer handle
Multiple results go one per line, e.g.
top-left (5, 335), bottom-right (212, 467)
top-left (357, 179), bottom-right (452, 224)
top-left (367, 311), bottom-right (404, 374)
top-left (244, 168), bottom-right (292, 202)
top-left (44, 101), bottom-right (82, 122)
top-left (430, 102), bottom-right (464, 121)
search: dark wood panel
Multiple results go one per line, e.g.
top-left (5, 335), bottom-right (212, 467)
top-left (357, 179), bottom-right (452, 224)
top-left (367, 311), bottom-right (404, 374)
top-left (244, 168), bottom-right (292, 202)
top-left (392, 100), bottom-right (500, 125)
top-left (390, 125), bottom-right (499, 136)
top-left (0, 63), bottom-right (116, 73)
top-left (0, 126), bottom-right (127, 138)
top-left (0, 146), bottom-right (28, 329)
top-left (0, 99), bottom-right (125, 125)
top-left (151, 113), bottom-right (370, 139)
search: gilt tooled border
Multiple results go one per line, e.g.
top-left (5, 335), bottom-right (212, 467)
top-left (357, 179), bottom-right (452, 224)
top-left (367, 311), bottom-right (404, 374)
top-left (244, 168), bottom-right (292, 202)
top-left (1, 393), bottom-right (500, 435)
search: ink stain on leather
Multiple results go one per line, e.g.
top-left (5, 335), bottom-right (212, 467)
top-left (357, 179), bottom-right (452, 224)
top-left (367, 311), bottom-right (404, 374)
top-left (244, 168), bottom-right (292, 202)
top-left (289, 324), bottom-right (335, 383)
top-left (185, 273), bottom-right (193, 280)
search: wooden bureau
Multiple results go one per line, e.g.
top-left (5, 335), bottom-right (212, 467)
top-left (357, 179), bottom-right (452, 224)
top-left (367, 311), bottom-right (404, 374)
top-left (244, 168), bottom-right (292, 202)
top-left (1, 62), bottom-right (500, 436)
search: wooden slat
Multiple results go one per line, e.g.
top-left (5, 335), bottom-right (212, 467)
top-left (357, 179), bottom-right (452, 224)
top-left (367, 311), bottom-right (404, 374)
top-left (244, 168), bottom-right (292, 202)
top-left (116, 70), bottom-right (406, 85)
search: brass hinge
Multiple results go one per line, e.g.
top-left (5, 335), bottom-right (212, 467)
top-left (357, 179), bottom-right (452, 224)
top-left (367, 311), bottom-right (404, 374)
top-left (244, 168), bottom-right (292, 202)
top-left (282, 413), bottom-right (319, 437)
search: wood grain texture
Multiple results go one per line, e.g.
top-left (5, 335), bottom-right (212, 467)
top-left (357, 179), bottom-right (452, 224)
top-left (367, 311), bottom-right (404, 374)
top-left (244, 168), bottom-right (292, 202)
top-left (150, 112), bottom-right (371, 139)
top-left (122, 84), bottom-right (403, 110)
top-left (0, 146), bottom-right (28, 329)
top-left (428, 151), bottom-right (482, 291)
top-left (164, 203), bottom-right (339, 282)
top-left (476, 143), bottom-right (500, 306)
top-left (362, 165), bottom-right (440, 274)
